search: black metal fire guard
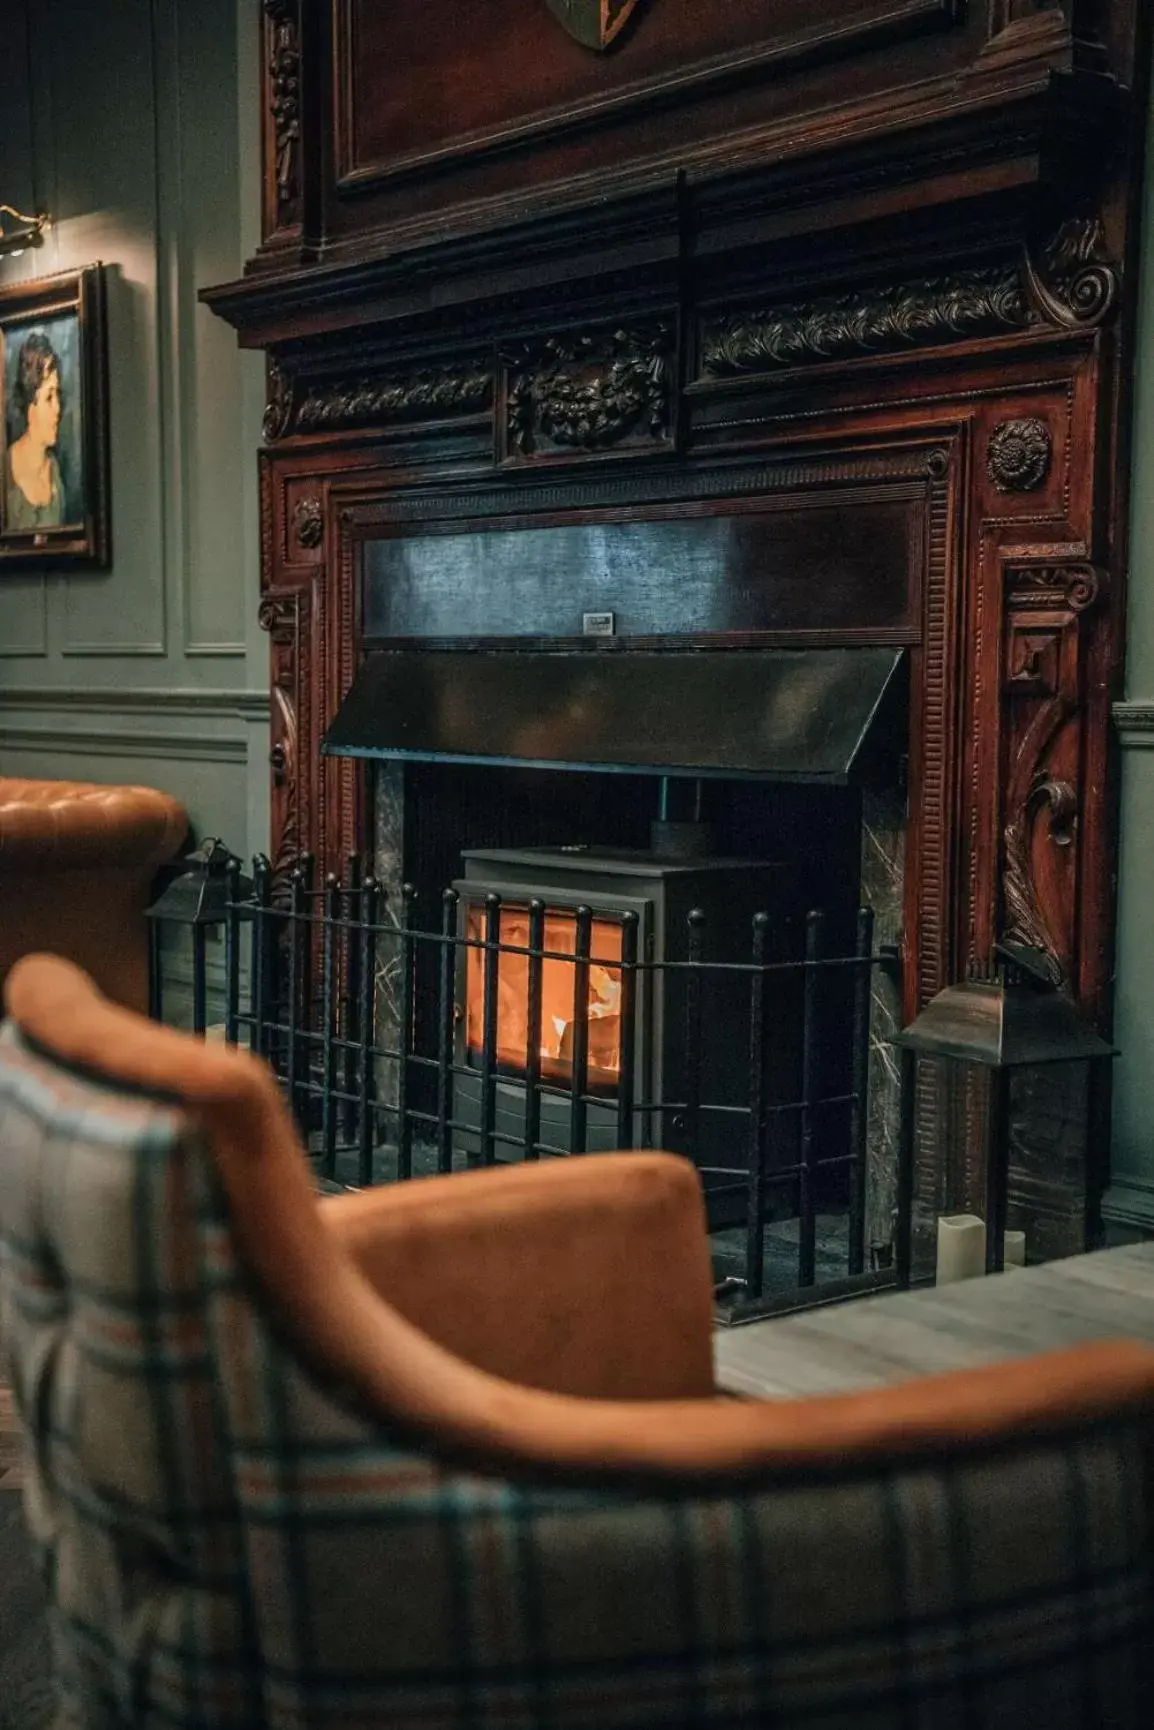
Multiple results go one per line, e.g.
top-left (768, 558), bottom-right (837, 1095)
top-left (149, 848), bottom-right (913, 1324)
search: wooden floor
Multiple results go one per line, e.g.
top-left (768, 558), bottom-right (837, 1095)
top-left (715, 1239), bottom-right (1154, 1398)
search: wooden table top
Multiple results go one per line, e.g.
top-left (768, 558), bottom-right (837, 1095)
top-left (714, 1241), bottom-right (1154, 1400)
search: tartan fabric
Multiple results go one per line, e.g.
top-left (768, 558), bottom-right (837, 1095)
top-left (1, 1022), bottom-right (1152, 1729)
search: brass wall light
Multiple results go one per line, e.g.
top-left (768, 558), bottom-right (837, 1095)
top-left (0, 204), bottom-right (49, 260)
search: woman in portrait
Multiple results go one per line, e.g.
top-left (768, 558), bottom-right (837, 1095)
top-left (5, 331), bottom-right (65, 532)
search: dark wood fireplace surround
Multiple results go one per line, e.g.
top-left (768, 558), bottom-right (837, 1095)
top-left (204, 0), bottom-right (1150, 1260)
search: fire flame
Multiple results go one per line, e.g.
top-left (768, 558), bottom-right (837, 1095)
top-left (466, 903), bottom-right (624, 1093)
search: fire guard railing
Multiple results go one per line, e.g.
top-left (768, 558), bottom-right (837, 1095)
top-left (157, 852), bottom-right (915, 1323)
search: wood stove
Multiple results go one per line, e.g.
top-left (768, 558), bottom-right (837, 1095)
top-left (452, 844), bottom-right (801, 1224)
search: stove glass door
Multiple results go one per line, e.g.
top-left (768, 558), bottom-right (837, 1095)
top-left (464, 901), bottom-right (625, 1094)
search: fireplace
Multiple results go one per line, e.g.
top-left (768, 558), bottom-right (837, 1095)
top-left (205, 0), bottom-right (1146, 1274)
top-left (308, 605), bottom-right (914, 1325)
top-left (326, 639), bottom-right (907, 1252)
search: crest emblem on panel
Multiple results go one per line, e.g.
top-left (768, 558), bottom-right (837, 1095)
top-left (545, 0), bottom-right (645, 50)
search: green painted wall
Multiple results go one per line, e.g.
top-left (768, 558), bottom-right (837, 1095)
top-left (1107, 77), bottom-right (1154, 1234)
top-left (0, 0), bottom-right (268, 865)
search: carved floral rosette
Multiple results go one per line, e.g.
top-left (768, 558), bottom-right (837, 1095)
top-left (987, 418), bottom-right (1053, 494)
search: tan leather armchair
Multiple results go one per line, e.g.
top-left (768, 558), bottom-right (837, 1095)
top-left (1, 953), bottom-right (1152, 1729)
top-left (0, 776), bottom-right (187, 1011)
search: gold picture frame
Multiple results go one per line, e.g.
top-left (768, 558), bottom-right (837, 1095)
top-left (0, 264), bottom-right (110, 569)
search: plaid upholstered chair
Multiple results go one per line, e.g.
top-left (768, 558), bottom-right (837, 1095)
top-left (1, 954), bottom-right (1152, 1729)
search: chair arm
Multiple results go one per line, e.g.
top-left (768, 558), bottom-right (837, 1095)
top-left (0, 778), bottom-right (187, 1011)
top-left (320, 1152), bottom-right (716, 1400)
top-left (0, 777), bottom-right (186, 871)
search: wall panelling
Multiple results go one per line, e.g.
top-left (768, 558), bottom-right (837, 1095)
top-left (0, 0), bottom-right (268, 859)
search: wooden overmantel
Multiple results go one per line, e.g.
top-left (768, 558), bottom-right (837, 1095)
top-left (204, 0), bottom-right (1150, 1258)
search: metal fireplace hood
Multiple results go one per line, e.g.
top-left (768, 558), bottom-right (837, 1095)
top-left (324, 646), bottom-right (904, 783)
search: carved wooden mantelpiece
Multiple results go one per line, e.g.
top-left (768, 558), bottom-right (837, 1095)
top-left (213, 0), bottom-right (1149, 1264)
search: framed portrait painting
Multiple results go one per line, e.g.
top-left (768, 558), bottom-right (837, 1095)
top-left (0, 265), bottom-right (110, 568)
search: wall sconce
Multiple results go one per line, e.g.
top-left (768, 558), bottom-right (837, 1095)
top-left (0, 204), bottom-right (49, 260)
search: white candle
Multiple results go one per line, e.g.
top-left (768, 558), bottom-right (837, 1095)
top-left (936, 1213), bottom-right (987, 1284)
top-left (1003, 1229), bottom-right (1027, 1269)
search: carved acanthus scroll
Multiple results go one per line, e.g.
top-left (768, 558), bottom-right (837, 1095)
top-left (1000, 562), bottom-right (1104, 985)
top-left (1006, 566), bottom-right (1102, 615)
top-left (703, 264), bottom-right (1030, 375)
top-left (296, 364), bottom-right (493, 434)
top-left (263, 360), bottom-right (492, 442)
top-left (1022, 217), bottom-right (1119, 332)
top-left (701, 218), bottom-right (1119, 378)
top-left (1003, 750), bottom-right (1077, 986)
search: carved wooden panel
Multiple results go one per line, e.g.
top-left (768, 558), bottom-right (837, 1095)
top-left (1000, 560), bottom-right (1103, 985)
top-left (333, 0), bottom-right (962, 196)
top-left (261, 1), bottom-right (302, 243)
top-left (258, 587), bottom-right (308, 881)
top-left (998, 556), bottom-right (1108, 1254)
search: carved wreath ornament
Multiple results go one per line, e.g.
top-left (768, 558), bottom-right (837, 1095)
top-left (508, 327), bottom-right (671, 455)
top-left (987, 417), bottom-right (1052, 494)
